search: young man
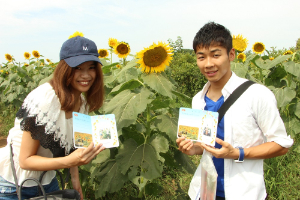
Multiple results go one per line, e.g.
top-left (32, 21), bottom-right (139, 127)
top-left (176, 22), bottom-right (293, 200)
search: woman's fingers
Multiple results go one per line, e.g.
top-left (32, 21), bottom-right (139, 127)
top-left (77, 143), bottom-right (105, 164)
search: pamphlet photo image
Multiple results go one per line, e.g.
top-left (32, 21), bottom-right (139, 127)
top-left (99, 128), bottom-right (112, 139)
top-left (177, 125), bottom-right (199, 140)
top-left (74, 132), bottom-right (93, 148)
top-left (177, 107), bottom-right (219, 146)
top-left (202, 126), bottom-right (211, 137)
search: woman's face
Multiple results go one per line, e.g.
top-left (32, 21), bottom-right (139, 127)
top-left (71, 61), bottom-right (96, 96)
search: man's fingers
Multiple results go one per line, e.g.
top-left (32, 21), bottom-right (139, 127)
top-left (201, 143), bottom-right (218, 154)
top-left (215, 138), bottom-right (225, 145)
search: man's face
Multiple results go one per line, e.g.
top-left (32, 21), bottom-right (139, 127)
top-left (196, 45), bottom-right (235, 84)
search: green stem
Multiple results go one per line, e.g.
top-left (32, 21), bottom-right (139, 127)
top-left (146, 106), bottom-right (151, 137)
top-left (110, 47), bottom-right (113, 64)
top-left (136, 79), bottom-right (145, 87)
top-left (137, 118), bottom-right (147, 128)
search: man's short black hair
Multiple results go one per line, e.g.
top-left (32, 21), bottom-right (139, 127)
top-left (193, 22), bottom-right (232, 54)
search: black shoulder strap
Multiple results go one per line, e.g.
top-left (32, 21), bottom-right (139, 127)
top-left (218, 80), bottom-right (255, 123)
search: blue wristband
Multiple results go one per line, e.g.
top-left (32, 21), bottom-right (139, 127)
top-left (235, 147), bottom-right (244, 163)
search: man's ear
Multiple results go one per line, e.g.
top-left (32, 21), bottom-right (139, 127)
top-left (229, 48), bottom-right (235, 61)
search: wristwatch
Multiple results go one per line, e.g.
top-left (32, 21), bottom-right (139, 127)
top-left (234, 146), bottom-right (244, 163)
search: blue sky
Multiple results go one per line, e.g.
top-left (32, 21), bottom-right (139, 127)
top-left (1, 0), bottom-right (299, 64)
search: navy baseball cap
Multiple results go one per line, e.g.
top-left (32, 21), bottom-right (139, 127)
top-left (59, 36), bottom-right (102, 67)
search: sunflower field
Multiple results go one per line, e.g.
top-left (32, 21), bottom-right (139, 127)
top-left (1, 34), bottom-right (300, 199)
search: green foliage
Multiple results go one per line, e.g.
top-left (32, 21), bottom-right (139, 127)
top-left (1, 37), bottom-right (300, 199)
top-left (296, 38), bottom-right (300, 50)
top-left (167, 37), bottom-right (207, 98)
top-left (0, 61), bottom-right (56, 109)
top-left (82, 58), bottom-right (195, 199)
top-left (231, 51), bottom-right (300, 199)
top-left (0, 103), bottom-right (18, 137)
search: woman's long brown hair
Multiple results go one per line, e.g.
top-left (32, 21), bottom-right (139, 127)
top-left (50, 60), bottom-right (104, 112)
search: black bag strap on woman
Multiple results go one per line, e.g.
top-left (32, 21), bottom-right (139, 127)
top-left (9, 142), bottom-right (80, 200)
top-left (217, 80), bottom-right (255, 123)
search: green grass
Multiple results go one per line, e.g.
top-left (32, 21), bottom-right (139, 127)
top-left (264, 134), bottom-right (300, 199)
top-left (0, 103), bottom-right (18, 137)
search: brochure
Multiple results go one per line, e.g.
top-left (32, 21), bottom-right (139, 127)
top-left (177, 107), bottom-right (218, 146)
top-left (72, 112), bottom-right (119, 148)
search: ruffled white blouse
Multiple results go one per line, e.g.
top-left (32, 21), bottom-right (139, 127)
top-left (0, 83), bottom-right (88, 187)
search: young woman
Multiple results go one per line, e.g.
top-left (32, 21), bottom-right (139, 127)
top-left (0, 35), bottom-right (106, 200)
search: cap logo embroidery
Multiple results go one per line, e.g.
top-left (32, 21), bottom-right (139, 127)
top-left (83, 46), bottom-right (88, 51)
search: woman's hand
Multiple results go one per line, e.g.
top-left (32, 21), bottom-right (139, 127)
top-left (69, 142), bottom-right (105, 166)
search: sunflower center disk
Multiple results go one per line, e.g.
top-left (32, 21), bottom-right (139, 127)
top-left (254, 44), bottom-right (264, 52)
top-left (143, 47), bottom-right (167, 67)
top-left (117, 44), bottom-right (129, 54)
top-left (99, 50), bottom-right (107, 57)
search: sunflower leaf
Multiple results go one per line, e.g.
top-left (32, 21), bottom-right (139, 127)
top-left (283, 61), bottom-right (300, 78)
top-left (102, 88), bottom-right (153, 130)
top-left (273, 87), bottom-right (296, 108)
top-left (116, 138), bottom-right (163, 180)
top-left (141, 72), bottom-right (175, 99)
top-left (110, 79), bottom-right (143, 96)
top-left (231, 62), bottom-right (248, 78)
top-left (174, 150), bottom-right (196, 174)
top-left (149, 134), bottom-right (169, 162)
top-left (255, 55), bottom-right (292, 70)
top-left (102, 62), bottom-right (119, 74)
top-left (116, 68), bottom-right (139, 83)
top-left (99, 58), bottom-right (110, 66)
top-left (154, 114), bottom-right (178, 142)
top-left (122, 58), bottom-right (139, 70)
top-left (93, 159), bottom-right (128, 198)
top-left (172, 90), bottom-right (192, 106)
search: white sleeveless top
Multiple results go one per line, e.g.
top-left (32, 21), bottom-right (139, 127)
top-left (0, 83), bottom-right (88, 187)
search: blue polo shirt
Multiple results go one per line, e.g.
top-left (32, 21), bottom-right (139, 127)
top-left (204, 94), bottom-right (225, 198)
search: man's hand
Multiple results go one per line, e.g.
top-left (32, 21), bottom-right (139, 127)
top-left (201, 138), bottom-right (239, 159)
top-left (176, 137), bottom-right (203, 156)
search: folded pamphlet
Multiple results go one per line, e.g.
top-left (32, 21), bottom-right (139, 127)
top-left (72, 112), bottom-right (119, 148)
top-left (177, 107), bottom-right (218, 146)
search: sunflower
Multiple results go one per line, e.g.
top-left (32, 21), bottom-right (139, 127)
top-left (46, 58), bottom-right (51, 63)
top-left (24, 63), bottom-right (29, 66)
top-left (108, 38), bottom-right (118, 48)
top-left (283, 50), bottom-right (293, 55)
top-left (232, 34), bottom-right (248, 52)
top-left (32, 50), bottom-right (40, 58)
top-left (5, 54), bottom-right (13, 62)
top-left (0, 70), bottom-right (4, 73)
top-left (252, 42), bottom-right (265, 54)
top-left (98, 49), bottom-right (109, 58)
top-left (114, 42), bottom-right (131, 58)
top-left (24, 52), bottom-right (31, 59)
top-left (269, 57), bottom-right (274, 61)
top-left (237, 53), bottom-right (246, 62)
top-left (69, 31), bottom-right (84, 39)
top-left (116, 64), bottom-right (121, 68)
top-left (137, 41), bottom-right (173, 73)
